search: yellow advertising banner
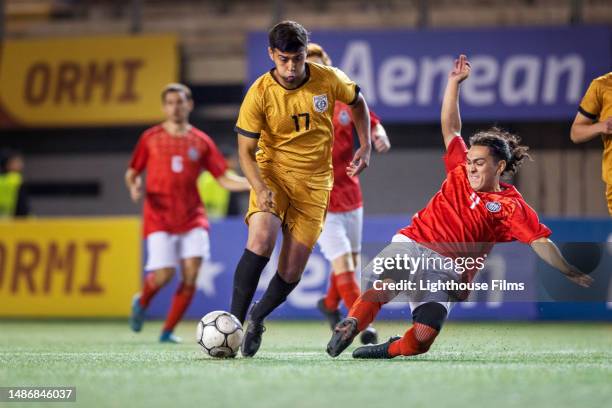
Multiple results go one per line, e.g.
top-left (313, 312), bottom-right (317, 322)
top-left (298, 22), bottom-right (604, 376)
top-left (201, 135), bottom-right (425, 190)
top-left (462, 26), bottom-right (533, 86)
top-left (0, 217), bottom-right (141, 317)
top-left (0, 35), bottom-right (178, 127)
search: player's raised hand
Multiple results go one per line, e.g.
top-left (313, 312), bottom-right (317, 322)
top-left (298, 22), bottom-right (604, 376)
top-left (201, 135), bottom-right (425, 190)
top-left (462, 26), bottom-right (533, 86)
top-left (256, 187), bottom-right (275, 212)
top-left (564, 265), bottom-right (594, 288)
top-left (346, 145), bottom-right (371, 177)
top-left (129, 176), bottom-right (143, 203)
top-left (449, 54), bottom-right (471, 84)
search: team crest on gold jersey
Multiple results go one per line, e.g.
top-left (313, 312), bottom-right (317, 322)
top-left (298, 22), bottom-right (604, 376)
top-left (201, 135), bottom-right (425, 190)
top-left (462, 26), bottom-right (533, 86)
top-left (313, 94), bottom-right (329, 113)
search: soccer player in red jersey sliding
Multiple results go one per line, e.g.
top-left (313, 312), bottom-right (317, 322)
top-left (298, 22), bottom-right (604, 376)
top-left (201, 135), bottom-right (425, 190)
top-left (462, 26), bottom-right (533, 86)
top-left (306, 43), bottom-right (391, 345)
top-left (126, 83), bottom-right (250, 343)
top-left (326, 55), bottom-right (594, 359)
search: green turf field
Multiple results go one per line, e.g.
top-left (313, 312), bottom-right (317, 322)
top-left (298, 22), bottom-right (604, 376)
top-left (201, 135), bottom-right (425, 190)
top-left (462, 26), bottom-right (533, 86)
top-left (0, 320), bottom-right (610, 408)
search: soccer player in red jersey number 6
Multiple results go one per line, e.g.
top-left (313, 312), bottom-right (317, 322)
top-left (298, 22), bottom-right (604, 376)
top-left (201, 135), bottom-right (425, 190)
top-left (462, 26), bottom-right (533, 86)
top-left (126, 83), bottom-right (250, 343)
top-left (327, 55), bottom-right (594, 359)
top-left (306, 43), bottom-right (391, 345)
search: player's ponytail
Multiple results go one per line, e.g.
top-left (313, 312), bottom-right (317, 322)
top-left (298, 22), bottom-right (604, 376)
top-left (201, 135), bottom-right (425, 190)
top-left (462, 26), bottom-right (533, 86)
top-left (469, 127), bottom-right (531, 177)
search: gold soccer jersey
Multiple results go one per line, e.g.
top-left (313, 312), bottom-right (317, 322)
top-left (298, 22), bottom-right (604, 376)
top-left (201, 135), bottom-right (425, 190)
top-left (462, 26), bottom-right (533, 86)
top-left (579, 72), bottom-right (612, 183)
top-left (235, 62), bottom-right (360, 247)
top-left (235, 62), bottom-right (359, 187)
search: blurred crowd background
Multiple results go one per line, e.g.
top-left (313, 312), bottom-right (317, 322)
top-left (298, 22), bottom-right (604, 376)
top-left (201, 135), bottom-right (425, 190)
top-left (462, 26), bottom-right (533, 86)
top-left (2, 0), bottom-right (611, 220)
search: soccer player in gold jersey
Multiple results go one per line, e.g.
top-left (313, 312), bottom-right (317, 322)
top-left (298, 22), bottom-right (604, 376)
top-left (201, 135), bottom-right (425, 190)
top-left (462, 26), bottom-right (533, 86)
top-left (230, 21), bottom-right (372, 357)
top-left (570, 72), bottom-right (612, 214)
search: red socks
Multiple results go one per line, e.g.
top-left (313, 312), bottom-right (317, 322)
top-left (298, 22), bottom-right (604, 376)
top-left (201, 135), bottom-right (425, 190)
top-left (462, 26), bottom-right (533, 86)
top-left (139, 272), bottom-right (161, 308)
top-left (163, 282), bottom-right (196, 332)
top-left (348, 288), bottom-right (395, 331)
top-left (388, 323), bottom-right (439, 357)
top-left (323, 271), bottom-right (341, 311)
top-left (335, 271), bottom-right (360, 309)
top-left (324, 271), bottom-right (361, 311)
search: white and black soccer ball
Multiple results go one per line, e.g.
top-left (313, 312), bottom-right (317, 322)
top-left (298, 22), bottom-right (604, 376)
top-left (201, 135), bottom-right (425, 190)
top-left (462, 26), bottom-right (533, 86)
top-left (196, 311), bottom-right (243, 358)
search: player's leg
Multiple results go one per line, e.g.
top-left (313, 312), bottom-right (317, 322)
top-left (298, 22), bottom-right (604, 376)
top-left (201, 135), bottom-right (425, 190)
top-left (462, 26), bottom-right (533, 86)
top-left (159, 257), bottom-right (200, 343)
top-left (327, 231), bottom-right (410, 356)
top-left (326, 286), bottom-right (397, 357)
top-left (230, 175), bottom-right (288, 324)
top-left (352, 301), bottom-right (449, 359)
top-left (250, 231), bottom-right (311, 320)
top-left (230, 211), bottom-right (281, 323)
top-left (159, 227), bottom-right (209, 343)
top-left (241, 231), bottom-right (310, 357)
top-left (316, 212), bottom-right (352, 328)
top-left (242, 186), bottom-right (327, 357)
top-left (345, 207), bottom-right (378, 344)
top-left (130, 231), bottom-right (177, 332)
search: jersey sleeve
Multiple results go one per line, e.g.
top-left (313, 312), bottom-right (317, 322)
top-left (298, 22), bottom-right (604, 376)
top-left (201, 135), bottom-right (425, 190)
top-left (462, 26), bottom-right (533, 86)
top-left (200, 136), bottom-right (228, 178)
top-left (578, 78), bottom-right (602, 120)
top-left (506, 200), bottom-right (552, 243)
top-left (369, 110), bottom-right (381, 129)
top-left (235, 82), bottom-right (265, 139)
top-left (129, 132), bottom-right (149, 173)
top-left (330, 67), bottom-right (360, 106)
top-left (443, 136), bottom-right (468, 173)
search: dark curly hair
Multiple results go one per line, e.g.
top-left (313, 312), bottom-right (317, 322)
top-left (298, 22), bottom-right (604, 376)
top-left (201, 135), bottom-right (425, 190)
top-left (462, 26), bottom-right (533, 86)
top-left (469, 127), bottom-right (531, 176)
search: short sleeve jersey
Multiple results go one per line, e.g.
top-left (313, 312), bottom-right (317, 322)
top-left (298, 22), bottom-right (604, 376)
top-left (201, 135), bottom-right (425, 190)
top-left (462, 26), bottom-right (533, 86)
top-left (329, 102), bottom-right (380, 212)
top-left (129, 125), bottom-right (227, 236)
top-left (578, 72), bottom-right (612, 183)
top-left (235, 62), bottom-right (359, 189)
top-left (399, 136), bottom-right (551, 258)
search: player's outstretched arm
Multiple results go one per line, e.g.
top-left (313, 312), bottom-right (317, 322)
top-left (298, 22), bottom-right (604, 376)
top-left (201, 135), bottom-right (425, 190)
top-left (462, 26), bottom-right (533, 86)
top-left (237, 134), bottom-right (274, 211)
top-left (441, 55), bottom-right (471, 149)
top-left (530, 237), bottom-right (594, 288)
top-left (125, 168), bottom-right (142, 203)
top-left (347, 93), bottom-right (372, 177)
top-left (217, 171), bottom-right (251, 192)
top-left (570, 113), bottom-right (612, 144)
top-left (372, 123), bottom-right (391, 153)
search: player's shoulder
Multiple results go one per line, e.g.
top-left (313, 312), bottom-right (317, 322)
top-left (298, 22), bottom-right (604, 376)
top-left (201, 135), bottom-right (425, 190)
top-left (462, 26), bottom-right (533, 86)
top-left (309, 62), bottom-right (346, 81)
top-left (496, 184), bottom-right (535, 213)
top-left (189, 126), bottom-right (216, 145)
top-left (590, 72), bottom-right (612, 88)
top-left (247, 72), bottom-right (272, 95)
top-left (140, 124), bottom-right (164, 140)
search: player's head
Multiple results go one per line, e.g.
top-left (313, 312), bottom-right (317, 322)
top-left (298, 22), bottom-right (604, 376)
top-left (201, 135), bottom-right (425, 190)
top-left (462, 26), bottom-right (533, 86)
top-left (268, 21), bottom-right (309, 86)
top-left (467, 127), bottom-right (530, 191)
top-left (306, 43), bottom-right (332, 66)
top-left (161, 83), bottom-right (193, 124)
top-left (0, 149), bottom-right (24, 174)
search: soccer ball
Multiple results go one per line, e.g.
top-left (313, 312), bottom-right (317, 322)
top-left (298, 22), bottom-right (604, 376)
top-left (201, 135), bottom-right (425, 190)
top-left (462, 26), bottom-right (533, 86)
top-left (196, 311), bottom-right (243, 358)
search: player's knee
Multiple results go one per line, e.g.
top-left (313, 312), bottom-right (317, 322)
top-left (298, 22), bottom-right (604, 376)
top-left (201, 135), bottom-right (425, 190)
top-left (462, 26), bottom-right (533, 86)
top-left (331, 253), bottom-right (354, 272)
top-left (246, 230), bottom-right (276, 257)
top-left (154, 268), bottom-right (175, 286)
top-left (412, 302), bottom-right (448, 332)
top-left (181, 270), bottom-right (198, 286)
top-left (277, 268), bottom-right (301, 284)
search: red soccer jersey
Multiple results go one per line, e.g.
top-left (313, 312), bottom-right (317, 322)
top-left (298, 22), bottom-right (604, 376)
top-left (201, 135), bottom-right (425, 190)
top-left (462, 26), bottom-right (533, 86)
top-left (329, 102), bottom-right (381, 213)
top-left (399, 136), bottom-right (551, 258)
top-left (129, 125), bottom-right (227, 237)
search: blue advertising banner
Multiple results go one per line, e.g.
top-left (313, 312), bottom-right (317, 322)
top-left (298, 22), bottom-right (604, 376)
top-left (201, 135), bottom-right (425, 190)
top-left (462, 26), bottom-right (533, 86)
top-left (246, 26), bottom-right (611, 122)
top-left (143, 217), bottom-right (612, 321)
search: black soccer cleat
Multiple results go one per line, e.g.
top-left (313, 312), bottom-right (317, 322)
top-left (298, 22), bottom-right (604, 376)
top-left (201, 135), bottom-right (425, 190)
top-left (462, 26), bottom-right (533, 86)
top-left (317, 298), bottom-right (341, 330)
top-left (241, 319), bottom-right (266, 357)
top-left (326, 317), bottom-right (359, 357)
top-left (352, 336), bottom-right (401, 359)
top-left (359, 325), bottom-right (379, 345)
